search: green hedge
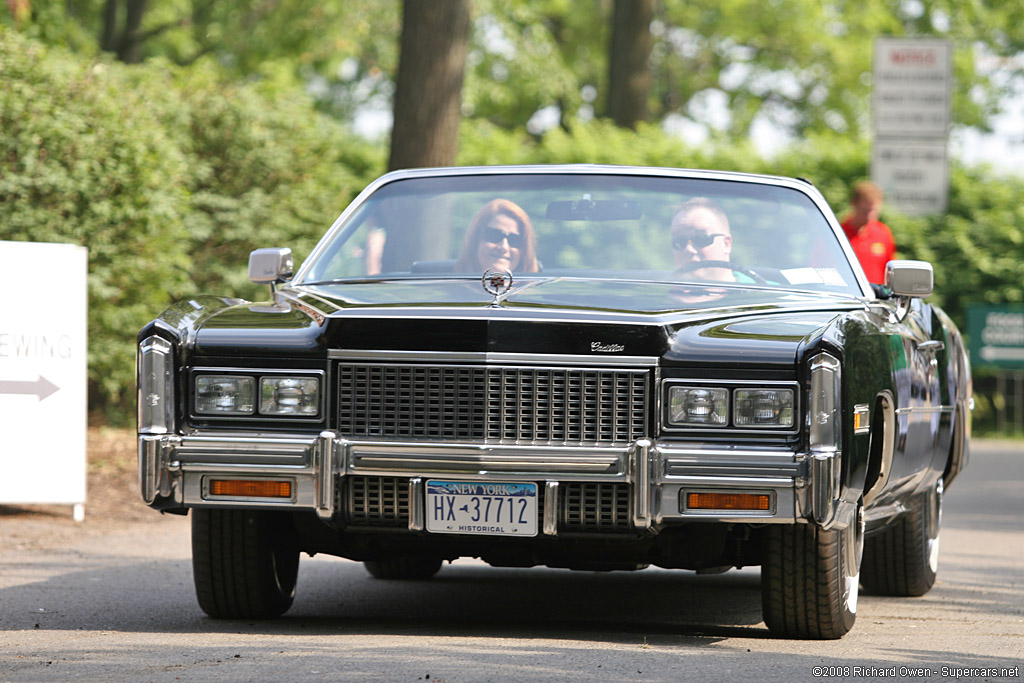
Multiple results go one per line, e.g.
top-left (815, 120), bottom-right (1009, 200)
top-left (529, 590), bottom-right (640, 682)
top-left (0, 29), bottom-right (379, 422)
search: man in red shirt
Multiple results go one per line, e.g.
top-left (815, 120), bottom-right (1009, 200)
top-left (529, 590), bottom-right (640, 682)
top-left (840, 181), bottom-right (896, 285)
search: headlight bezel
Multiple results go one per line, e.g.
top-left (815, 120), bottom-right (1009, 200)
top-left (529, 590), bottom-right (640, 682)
top-left (663, 379), bottom-right (800, 433)
top-left (190, 367), bottom-right (324, 421)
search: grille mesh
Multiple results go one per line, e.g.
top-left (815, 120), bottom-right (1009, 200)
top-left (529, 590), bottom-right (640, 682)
top-left (562, 482), bottom-right (632, 533)
top-left (338, 364), bottom-right (648, 445)
top-left (345, 476), bottom-right (409, 527)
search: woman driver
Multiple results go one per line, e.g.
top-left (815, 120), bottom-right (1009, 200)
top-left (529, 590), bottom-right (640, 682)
top-left (455, 199), bottom-right (539, 273)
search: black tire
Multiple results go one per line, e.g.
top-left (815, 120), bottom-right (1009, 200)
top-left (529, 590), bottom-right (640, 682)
top-left (861, 479), bottom-right (942, 596)
top-left (364, 557), bottom-right (443, 580)
top-left (191, 508), bottom-right (300, 619)
top-left (761, 506), bottom-right (864, 639)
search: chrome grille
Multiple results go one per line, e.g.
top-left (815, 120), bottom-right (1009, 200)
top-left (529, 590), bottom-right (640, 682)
top-left (562, 482), bottom-right (632, 533)
top-left (344, 476), bottom-right (409, 527)
top-left (338, 364), bottom-right (648, 445)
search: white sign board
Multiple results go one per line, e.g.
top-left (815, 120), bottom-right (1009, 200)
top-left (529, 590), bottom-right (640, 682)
top-left (872, 38), bottom-right (952, 138)
top-left (0, 241), bottom-right (87, 518)
top-left (871, 138), bottom-right (949, 215)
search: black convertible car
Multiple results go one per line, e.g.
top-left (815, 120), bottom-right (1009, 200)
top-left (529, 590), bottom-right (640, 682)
top-left (137, 165), bottom-right (971, 639)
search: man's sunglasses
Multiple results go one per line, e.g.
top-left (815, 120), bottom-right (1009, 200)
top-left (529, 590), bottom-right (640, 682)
top-left (482, 226), bottom-right (524, 249)
top-left (672, 232), bottom-right (725, 250)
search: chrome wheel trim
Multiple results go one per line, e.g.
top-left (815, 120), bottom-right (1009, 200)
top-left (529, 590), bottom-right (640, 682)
top-left (927, 479), bottom-right (944, 575)
top-left (844, 505), bottom-right (866, 615)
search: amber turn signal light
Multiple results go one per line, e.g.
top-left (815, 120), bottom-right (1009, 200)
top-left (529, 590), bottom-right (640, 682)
top-left (686, 491), bottom-right (772, 511)
top-left (208, 479), bottom-right (292, 499)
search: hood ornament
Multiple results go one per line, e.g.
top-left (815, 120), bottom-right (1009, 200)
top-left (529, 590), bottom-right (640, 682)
top-left (481, 268), bottom-right (514, 306)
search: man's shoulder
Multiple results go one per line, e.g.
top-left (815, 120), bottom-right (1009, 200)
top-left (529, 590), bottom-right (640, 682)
top-left (868, 220), bottom-right (895, 239)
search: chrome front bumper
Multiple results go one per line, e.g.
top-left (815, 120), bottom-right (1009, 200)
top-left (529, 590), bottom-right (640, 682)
top-left (140, 430), bottom-right (841, 531)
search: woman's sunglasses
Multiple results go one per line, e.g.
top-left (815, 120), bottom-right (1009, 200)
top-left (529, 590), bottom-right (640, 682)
top-left (671, 232), bottom-right (725, 250)
top-left (482, 226), bottom-right (524, 249)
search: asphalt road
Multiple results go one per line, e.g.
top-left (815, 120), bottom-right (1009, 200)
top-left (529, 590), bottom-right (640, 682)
top-left (1, 440), bottom-right (1021, 682)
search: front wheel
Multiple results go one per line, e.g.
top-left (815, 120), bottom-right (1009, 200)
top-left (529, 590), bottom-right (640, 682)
top-left (191, 509), bottom-right (300, 619)
top-left (761, 505), bottom-right (864, 639)
top-left (861, 479), bottom-right (942, 596)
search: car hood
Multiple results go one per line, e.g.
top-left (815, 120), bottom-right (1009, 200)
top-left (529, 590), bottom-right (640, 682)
top-left (191, 278), bottom-right (863, 369)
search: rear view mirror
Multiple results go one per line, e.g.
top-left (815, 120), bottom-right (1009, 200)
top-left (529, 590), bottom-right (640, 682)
top-left (545, 198), bottom-right (642, 221)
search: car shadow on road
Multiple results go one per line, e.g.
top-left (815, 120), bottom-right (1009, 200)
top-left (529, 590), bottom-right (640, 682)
top-left (282, 560), bottom-right (772, 644)
top-left (0, 552), bottom-right (770, 644)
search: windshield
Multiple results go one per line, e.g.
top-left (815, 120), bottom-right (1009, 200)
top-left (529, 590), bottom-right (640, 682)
top-left (298, 172), bottom-right (862, 296)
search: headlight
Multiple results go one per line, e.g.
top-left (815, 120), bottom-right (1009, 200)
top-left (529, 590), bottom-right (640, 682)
top-left (260, 377), bottom-right (320, 415)
top-left (734, 389), bottom-right (794, 427)
top-left (195, 376), bottom-right (255, 415)
top-left (667, 386), bottom-right (728, 426)
top-left (664, 381), bottom-right (799, 431)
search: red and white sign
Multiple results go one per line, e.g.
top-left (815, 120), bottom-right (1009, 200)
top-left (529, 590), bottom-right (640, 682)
top-left (873, 38), bottom-right (952, 138)
top-left (872, 38), bottom-right (952, 215)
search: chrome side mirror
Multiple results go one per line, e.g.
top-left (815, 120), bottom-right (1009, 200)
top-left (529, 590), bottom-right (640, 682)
top-left (248, 248), bottom-right (294, 286)
top-left (885, 260), bottom-right (933, 322)
top-left (886, 260), bottom-right (933, 298)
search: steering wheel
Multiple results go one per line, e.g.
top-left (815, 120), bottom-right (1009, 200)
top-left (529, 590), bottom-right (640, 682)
top-left (671, 260), bottom-right (768, 285)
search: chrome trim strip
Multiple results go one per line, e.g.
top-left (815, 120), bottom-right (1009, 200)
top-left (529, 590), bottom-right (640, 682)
top-left (345, 442), bottom-right (628, 478)
top-left (672, 474), bottom-right (794, 487)
top-left (658, 445), bottom-right (798, 467)
top-left (315, 431), bottom-right (335, 519)
top-left (894, 405), bottom-right (955, 415)
top-left (631, 439), bottom-right (652, 529)
top-left (139, 434), bottom-right (181, 504)
top-left (304, 302), bottom-right (864, 326)
top-left (178, 462), bottom-right (310, 474)
top-left (408, 478), bottom-right (425, 531)
top-left (139, 435), bottom-right (161, 504)
top-left (543, 481), bottom-right (559, 536)
top-left (811, 451), bottom-right (840, 527)
top-left (329, 349), bottom-right (659, 367)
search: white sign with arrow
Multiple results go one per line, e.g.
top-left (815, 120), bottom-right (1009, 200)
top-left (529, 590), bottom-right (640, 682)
top-left (0, 241), bottom-right (88, 519)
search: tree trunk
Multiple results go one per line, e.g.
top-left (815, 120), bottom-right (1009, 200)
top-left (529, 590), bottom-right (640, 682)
top-left (100, 0), bottom-right (119, 52)
top-left (117, 0), bottom-right (149, 63)
top-left (387, 0), bottom-right (471, 172)
top-left (607, 0), bottom-right (654, 129)
top-left (99, 0), bottom-right (149, 63)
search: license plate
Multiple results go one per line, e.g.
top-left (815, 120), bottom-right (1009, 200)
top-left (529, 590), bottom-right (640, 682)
top-left (425, 480), bottom-right (537, 537)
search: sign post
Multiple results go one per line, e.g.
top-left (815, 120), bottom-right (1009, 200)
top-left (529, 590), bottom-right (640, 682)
top-left (871, 37), bottom-right (952, 216)
top-left (0, 241), bottom-right (88, 520)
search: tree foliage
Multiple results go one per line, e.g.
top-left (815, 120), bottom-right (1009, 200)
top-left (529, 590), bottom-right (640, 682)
top-left (10, 0), bottom-right (1021, 142)
top-left (0, 28), bottom-right (378, 420)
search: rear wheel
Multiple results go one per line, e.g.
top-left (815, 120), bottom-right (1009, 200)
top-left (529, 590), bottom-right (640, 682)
top-left (761, 505), bottom-right (864, 639)
top-left (364, 557), bottom-right (443, 580)
top-left (191, 509), bottom-right (300, 619)
top-left (861, 479), bottom-right (942, 596)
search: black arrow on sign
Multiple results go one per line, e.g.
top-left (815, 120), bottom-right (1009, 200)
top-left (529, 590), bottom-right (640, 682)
top-left (0, 376), bottom-right (60, 401)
